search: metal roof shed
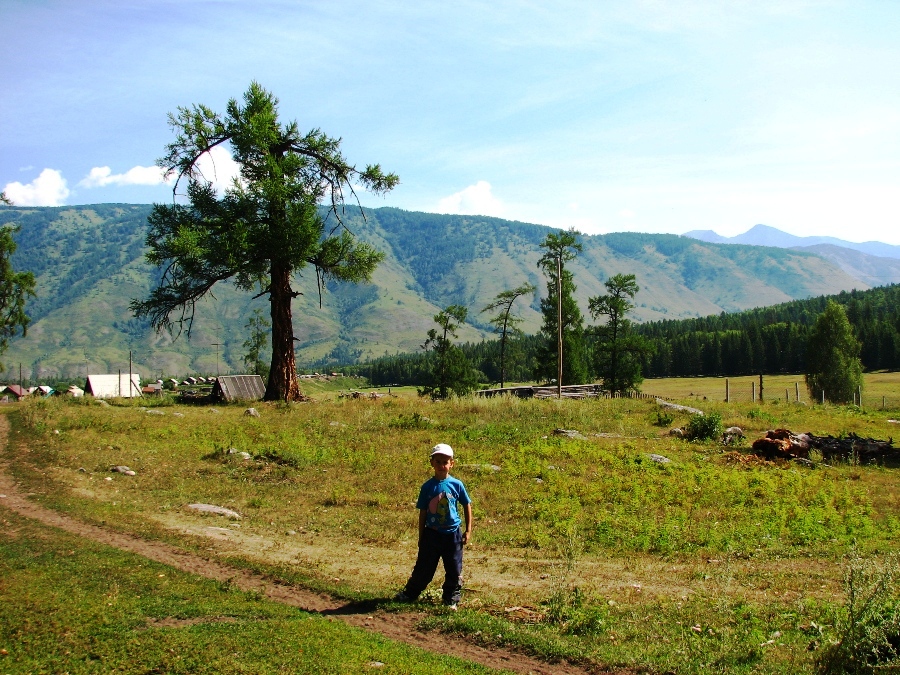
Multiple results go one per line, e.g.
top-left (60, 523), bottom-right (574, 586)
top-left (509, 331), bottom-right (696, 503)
top-left (212, 375), bottom-right (266, 402)
top-left (85, 374), bottom-right (142, 399)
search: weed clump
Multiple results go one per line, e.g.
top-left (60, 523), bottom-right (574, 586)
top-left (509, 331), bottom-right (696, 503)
top-left (817, 553), bottom-right (900, 674)
top-left (687, 411), bottom-right (723, 441)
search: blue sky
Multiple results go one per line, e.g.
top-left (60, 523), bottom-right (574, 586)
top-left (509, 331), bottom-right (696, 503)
top-left (3, 0), bottom-right (900, 243)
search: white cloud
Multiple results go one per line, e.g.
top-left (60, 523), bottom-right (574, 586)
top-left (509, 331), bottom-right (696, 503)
top-left (3, 169), bottom-right (70, 206)
top-left (194, 145), bottom-right (242, 194)
top-left (79, 164), bottom-right (168, 188)
top-left (436, 181), bottom-right (505, 217)
top-left (79, 146), bottom-right (240, 195)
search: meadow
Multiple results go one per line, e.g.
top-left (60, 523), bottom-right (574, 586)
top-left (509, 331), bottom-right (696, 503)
top-left (4, 372), bottom-right (900, 673)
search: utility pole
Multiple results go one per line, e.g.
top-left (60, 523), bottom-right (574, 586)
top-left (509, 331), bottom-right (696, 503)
top-left (211, 343), bottom-right (221, 377)
top-left (557, 254), bottom-right (563, 400)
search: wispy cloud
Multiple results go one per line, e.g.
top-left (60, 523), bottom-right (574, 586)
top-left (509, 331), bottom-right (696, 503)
top-left (436, 181), bottom-right (505, 217)
top-left (2, 169), bottom-right (70, 206)
top-left (79, 164), bottom-right (168, 188)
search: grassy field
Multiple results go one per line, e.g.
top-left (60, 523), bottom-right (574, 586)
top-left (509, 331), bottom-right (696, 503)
top-left (4, 375), bottom-right (900, 673)
top-left (0, 510), bottom-right (498, 674)
top-left (643, 372), bottom-right (900, 409)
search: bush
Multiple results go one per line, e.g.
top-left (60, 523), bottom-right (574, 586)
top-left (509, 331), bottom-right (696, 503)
top-left (654, 410), bottom-right (674, 427)
top-left (686, 411), bottom-right (723, 440)
top-left (817, 553), bottom-right (900, 674)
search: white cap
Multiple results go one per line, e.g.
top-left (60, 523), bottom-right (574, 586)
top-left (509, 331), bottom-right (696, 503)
top-left (430, 443), bottom-right (454, 458)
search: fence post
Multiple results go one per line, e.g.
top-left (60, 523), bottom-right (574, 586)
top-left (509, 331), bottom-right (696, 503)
top-left (759, 374), bottom-right (764, 403)
top-left (858, 385), bottom-right (862, 408)
top-left (795, 382), bottom-right (800, 403)
top-left (785, 388), bottom-right (789, 403)
top-left (726, 378), bottom-right (730, 403)
top-left (821, 390), bottom-right (825, 405)
top-left (884, 396), bottom-right (886, 410)
top-left (752, 381), bottom-right (756, 403)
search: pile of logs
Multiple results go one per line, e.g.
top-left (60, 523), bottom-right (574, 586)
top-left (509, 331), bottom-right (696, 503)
top-left (751, 429), bottom-right (898, 463)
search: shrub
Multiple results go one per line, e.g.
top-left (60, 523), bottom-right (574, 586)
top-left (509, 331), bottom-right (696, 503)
top-left (654, 410), bottom-right (674, 427)
top-left (817, 553), bottom-right (900, 674)
top-left (686, 411), bottom-right (723, 441)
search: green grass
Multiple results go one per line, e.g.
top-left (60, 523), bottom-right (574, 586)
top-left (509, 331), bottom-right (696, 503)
top-left (8, 389), bottom-right (900, 673)
top-left (0, 510), bottom-right (500, 675)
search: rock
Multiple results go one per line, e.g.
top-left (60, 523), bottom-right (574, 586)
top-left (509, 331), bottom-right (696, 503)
top-left (244, 408), bottom-right (260, 418)
top-left (648, 454), bottom-right (671, 464)
top-left (110, 465), bottom-right (136, 476)
top-left (172, 412), bottom-right (185, 417)
top-left (146, 409), bottom-right (165, 415)
top-left (208, 408), bottom-right (221, 414)
top-left (722, 426), bottom-right (744, 445)
top-left (458, 463), bottom-right (500, 473)
top-left (53, 429), bottom-right (60, 435)
top-left (187, 503), bottom-right (242, 519)
top-left (553, 428), bottom-right (586, 440)
top-left (239, 452), bottom-right (251, 460)
top-left (669, 428), bottom-right (686, 438)
top-left (656, 398), bottom-right (704, 415)
top-left (97, 400), bottom-right (110, 407)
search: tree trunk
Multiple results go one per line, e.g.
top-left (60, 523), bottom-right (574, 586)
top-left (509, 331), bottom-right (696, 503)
top-left (265, 262), bottom-right (302, 401)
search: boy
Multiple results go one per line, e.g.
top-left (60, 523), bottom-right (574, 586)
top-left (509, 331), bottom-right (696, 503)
top-left (396, 443), bottom-right (472, 610)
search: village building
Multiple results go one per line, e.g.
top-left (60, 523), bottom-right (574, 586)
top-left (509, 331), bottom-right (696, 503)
top-left (84, 374), bottom-right (143, 399)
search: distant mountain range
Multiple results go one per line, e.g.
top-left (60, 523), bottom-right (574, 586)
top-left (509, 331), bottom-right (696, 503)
top-left (684, 224), bottom-right (900, 288)
top-left (685, 224), bottom-right (900, 260)
top-left (1, 205), bottom-right (898, 381)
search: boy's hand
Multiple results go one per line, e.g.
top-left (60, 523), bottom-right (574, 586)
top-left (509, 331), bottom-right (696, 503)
top-left (462, 530), bottom-right (471, 546)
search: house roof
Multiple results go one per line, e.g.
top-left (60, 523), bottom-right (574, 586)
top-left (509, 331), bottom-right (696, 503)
top-left (85, 374), bottom-right (142, 398)
top-left (2, 384), bottom-right (27, 398)
top-left (213, 375), bottom-right (266, 402)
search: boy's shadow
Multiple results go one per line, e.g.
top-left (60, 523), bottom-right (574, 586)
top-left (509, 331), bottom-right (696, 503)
top-left (320, 597), bottom-right (399, 617)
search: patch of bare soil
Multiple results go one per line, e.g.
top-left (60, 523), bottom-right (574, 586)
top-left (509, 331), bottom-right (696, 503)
top-left (0, 416), bottom-right (618, 675)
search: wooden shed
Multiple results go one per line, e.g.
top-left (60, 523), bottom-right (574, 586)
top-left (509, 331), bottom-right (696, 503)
top-left (212, 375), bottom-right (266, 402)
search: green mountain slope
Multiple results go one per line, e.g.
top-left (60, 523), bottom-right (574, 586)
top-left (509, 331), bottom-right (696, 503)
top-left (0, 204), bottom-right (867, 381)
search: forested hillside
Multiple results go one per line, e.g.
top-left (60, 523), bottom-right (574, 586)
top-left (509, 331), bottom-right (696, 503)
top-left (0, 203), bottom-right (885, 382)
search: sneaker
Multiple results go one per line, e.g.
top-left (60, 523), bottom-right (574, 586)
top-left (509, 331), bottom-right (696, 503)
top-left (444, 603), bottom-right (458, 611)
top-left (394, 591), bottom-right (412, 602)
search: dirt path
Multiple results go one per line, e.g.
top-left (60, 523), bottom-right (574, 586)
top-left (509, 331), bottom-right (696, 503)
top-left (0, 415), bottom-right (613, 675)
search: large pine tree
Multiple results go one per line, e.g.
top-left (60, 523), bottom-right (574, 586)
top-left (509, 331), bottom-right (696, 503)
top-left (131, 83), bottom-right (397, 401)
top-left (806, 300), bottom-right (864, 404)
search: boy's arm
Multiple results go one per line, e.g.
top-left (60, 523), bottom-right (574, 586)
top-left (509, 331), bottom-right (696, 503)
top-left (462, 502), bottom-right (473, 546)
top-left (418, 508), bottom-right (426, 539)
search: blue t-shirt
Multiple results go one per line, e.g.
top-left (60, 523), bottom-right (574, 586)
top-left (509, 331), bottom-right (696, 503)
top-left (416, 476), bottom-right (471, 533)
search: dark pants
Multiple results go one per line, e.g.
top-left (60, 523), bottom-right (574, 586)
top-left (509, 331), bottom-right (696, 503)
top-left (404, 527), bottom-right (463, 604)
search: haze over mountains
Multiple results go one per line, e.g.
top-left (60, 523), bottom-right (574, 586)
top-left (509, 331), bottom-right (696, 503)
top-left (685, 224), bottom-right (900, 289)
top-left (1, 205), bottom-right (898, 381)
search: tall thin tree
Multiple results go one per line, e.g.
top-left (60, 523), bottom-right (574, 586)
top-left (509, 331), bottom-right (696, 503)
top-left (535, 229), bottom-right (588, 385)
top-left (481, 282), bottom-right (536, 388)
top-left (588, 273), bottom-right (651, 394)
